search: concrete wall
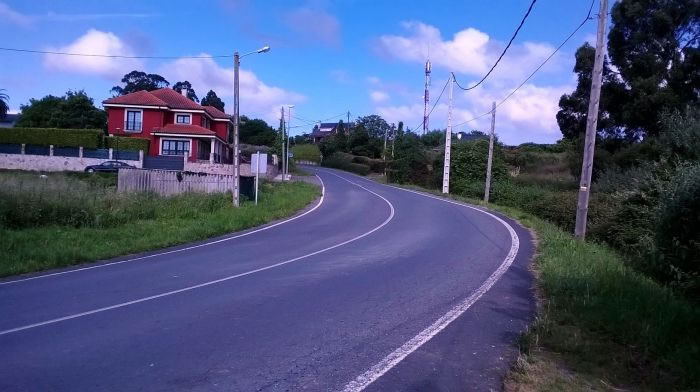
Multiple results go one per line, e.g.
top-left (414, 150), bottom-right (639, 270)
top-left (0, 150), bottom-right (143, 172)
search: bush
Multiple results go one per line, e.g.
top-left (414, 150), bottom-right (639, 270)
top-left (104, 136), bottom-right (150, 152)
top-left (450, 139), bottom-right (507, 193)
top-left (321, 152), bottom-right (370, 175)
top-left (292, 144), bottom-right (321, 163)
top-left (0, 128), bottom-right (103, 148)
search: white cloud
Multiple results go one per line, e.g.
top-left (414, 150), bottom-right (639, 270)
top-left (375, 21), bottom-right (562, 84)
top-left (0, 2), bottom-right (31, 27)
top-left (284, 7), bottom-right (340, 47)
top-left (367, 76), bottom-right (381, 85)
top-left (161, 56), bottom-right (305, 123)
top-left (370, 90), bottom-right (390, 103)
top-left (43, 29), bottom-right (142, 78)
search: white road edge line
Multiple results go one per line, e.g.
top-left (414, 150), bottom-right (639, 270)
top-left (0, 175), bottom-right (328, 286)
top-left (0, 172), bottom-right (395, 336)
top-left (340, 180), bottom-right (520, 392)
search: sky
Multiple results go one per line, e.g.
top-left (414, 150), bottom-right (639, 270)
top-left (0, 0), bottom-right (606, 145)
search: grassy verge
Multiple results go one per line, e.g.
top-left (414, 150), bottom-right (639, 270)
top-left (369, 176), bottom-right (700, 391)
top-left (0, 171), bottom-right (320, 277)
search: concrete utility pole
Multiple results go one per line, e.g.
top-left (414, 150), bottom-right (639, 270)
top-left (383, 125), bottom-right (388, 177)
top-left (484, 102), bottom-right (496, 203)
top-left (280, 106), bottom-right (285, 178)
top-left (575, 0), bottom-right (608, 240)
top-left (442, 74), bottom-right (454, 194)
top-left (286, 105), bottom-right (294, 180)
top-left (232, 51), bottom-right (241, 207)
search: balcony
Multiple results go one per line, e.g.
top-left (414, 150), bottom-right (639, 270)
top-left (124, 121), bottom-right (142, 133)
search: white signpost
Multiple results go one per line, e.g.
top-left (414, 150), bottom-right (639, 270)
top-left (252, 152), bottom-right (268, 205)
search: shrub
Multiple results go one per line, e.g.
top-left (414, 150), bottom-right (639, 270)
top-left (0, 127), bottom-right (103, 148)
top-left (104, 136), bottom-right (150, 152)
top-left (292, 144), bottom-right (321, 163)
top-left (321, 152), bottom-right (370, 175)
top-left (450, 139), bottom-right (507, 193)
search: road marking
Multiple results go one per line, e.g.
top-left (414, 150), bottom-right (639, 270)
top-left (0, 172), bottom-right (395, 336)
top-left (340, 177), bottom-right (520, 392)
top-left (0, 175), bottom-right (328, 286)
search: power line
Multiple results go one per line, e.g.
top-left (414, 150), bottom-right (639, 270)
top-left (409, 76), bottom-right (450, 132)
top-left (453, 0), bottom-right (595, 129)
top-left (0, 47), bottom-right (234, 59)
top-left (452, 0), bottom-right (537, 91)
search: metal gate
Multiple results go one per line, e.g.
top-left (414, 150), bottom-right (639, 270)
top-left (142, 155), bottom-right (184, 171)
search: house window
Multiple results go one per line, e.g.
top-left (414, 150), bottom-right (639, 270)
top-left (176, 114), bottom-right (191, 124)
top-left (161, 139), bottom-right (190, 156)
top-left (125, 110), bottom-right (142, 132)
top-left (200, 116), bottom-right (210, 129)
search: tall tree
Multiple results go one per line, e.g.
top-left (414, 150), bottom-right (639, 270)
top-left (240, 116), bottom-right (277, 146)
top-left (172, 81), bottom-right (199, 102)
top-left (16, 90), bottom-right (106, 129)
top-left (356, 114), bottom-right (391, 139)
top-left (111, 71), bottom-right (170, 96)
top-left (0, 89), bottom-right (8, 118)
top-left (201, 90), bottom-right (225, 111)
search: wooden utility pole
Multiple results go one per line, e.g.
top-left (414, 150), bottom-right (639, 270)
top-left (575, 0), bottom-right (608, 240)
top-left (484, 101), bottom-right (496, 203)
top-left (442, 74), bottom-right (454, 194)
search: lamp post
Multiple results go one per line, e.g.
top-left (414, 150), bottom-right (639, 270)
top-left (233, 45), bottom-right (270, 207)
top-left (286, 105), bottom-right (294, 180)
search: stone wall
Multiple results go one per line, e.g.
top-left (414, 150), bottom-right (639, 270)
top-left (0, 151), bottom-right (143, 172)
top-left (185, 161), bottom-right (278, 179)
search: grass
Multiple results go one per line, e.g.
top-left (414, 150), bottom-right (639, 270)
top-left (0, 170), bottom-right (320, 277)
top-left (292, 143), bottom-right (321, 163)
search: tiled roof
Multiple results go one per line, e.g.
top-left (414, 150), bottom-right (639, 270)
top-left (103, 89), bottom-right (228, 116)
top-left (103, 90), bottom-right (168, 107)
top-left (149, 88), bottom-right (203, 110)
top-left (202, 105), bottom-right (231, 120)
top-left (152, 124), bottom-right (216, 136)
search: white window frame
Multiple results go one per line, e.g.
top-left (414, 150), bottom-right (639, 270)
top-left (123, 109), bottom-right (143, 132)
top-left (175, 113), bottom-right (192, 124)
top-left (159, 137), bottom-right (192, 157)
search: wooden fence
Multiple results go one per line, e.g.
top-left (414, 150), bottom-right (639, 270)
top-left (118, 167), bottom-right (233, 195)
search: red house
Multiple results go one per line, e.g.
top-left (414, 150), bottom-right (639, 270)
top-left (103, 88), bottom-right (233, 163)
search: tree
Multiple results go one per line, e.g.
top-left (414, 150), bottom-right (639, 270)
top-left (421, 130), bottom-right (445, 147)
top-left (201, 90), bottom-right (225, 111)
top-left (16, 90), bottom-right (106, 129)
top-left (0, 89), bottom-right (8, 118)
top-left (608, 0), bottom-right (700, 138)
top-left (172, 81), bottom-right (199, 102)
top-left (111, 70), bottom-right (170, 96)
top-left (388, 129), bottom-right (430, 185)
top-left (356, 114), bottom-right (391, 139)
top-left (240, 116), bottom-right (277, 146)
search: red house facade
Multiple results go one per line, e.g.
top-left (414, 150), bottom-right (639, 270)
top-left (103, 88), bottom-right (233, 163)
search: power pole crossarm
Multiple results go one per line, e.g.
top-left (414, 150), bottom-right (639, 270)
top-left (574, 0), bottom-right (608, 240)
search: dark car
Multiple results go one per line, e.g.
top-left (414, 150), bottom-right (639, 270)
top-left (84, 161), bottom-right (134, 173)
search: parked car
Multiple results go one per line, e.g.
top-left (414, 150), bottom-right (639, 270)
top-left (84, 161), bottom-right (134, 173)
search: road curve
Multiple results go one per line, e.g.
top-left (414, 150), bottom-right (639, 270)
top-left (0, 168), bottom-right (534, 391)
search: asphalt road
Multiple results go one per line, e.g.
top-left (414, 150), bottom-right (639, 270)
top-left (0, 168), bottom-right (534, 391)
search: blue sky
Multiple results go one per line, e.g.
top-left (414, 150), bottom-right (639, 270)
top-left (0, 0), bottom-right (604, 144)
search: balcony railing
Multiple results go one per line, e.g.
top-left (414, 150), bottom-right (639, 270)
top-left (124, 121), bottom-right (142, 132)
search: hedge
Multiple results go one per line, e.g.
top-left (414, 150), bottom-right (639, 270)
top-left (322, 152), bottom-right (370, 175)
top-left (0, 128), bottom-right (103, 149)
top-left (104, 136), bottom-right (150, 152)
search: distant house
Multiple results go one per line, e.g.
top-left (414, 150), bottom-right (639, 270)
top-left (311, 122), bottom-right (354, 144)
top-left (0, 113), bottom-right (19, 128)
top-left (103, 88), bottom-right (233, 163)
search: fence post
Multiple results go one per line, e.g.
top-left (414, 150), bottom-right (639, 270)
top-left (139, 150), bottom-right (144, 167)
top-left (109, 148), bottom-right (113, 159)
top-left (79, 146), bottom-right (83, 158)
top-left (49, 145), bottom-right (54, 156)
top-left (183, 154), bottom-right (188, 170)
top-left (21, 144), bottom-right (25, 155)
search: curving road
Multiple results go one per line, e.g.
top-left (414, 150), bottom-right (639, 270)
top-left (0, 168), bottom-right (534, 391)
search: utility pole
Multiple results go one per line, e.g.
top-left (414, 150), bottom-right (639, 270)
top-left (280, 106), bottom-right (285, 178)
top-left (575, 0), bottom-right (608, 240)
top-left (423, 59), bottom-right (432, 135)
top-left (484, 101), bottom-right (496, 203)
top-left (232, 51), bottom-right (241, 207)
top-left (383, 125), bottom-right (388, 177)
top-left (286, 105), bottom-right (294, 180)
top-left (442, 74), bottom-right (454, 194)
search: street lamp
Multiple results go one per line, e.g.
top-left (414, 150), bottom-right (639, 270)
top-left (233, 45), bottom-right (270, 207)
top-left (286, 105), bottom-right (294, 180)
